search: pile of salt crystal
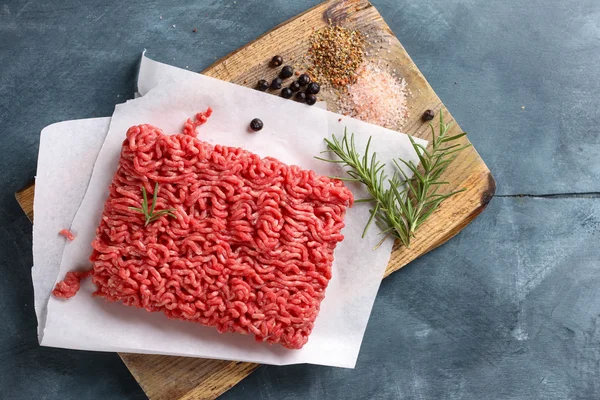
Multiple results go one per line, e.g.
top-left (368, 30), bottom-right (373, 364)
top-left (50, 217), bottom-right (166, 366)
top-left (338, 62), bottom-right (409, 129)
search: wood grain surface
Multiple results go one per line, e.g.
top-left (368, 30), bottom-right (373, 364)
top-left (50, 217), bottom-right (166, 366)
top-left (15, 0), bottom-right (495, 399)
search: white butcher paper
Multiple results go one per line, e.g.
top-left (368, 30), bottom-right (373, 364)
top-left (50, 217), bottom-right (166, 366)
top-left (40, 55), bottom-right (427, 368)
top-left (33, 118), bottom-right (110, 339)
top-left (136, 51), bottom-right (328, 109)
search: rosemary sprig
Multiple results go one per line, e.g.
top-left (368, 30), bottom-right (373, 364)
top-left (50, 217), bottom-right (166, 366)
top-left (319, 111), bottom-right (470, 248)
top-left (129, 182), bottom-right (177, 227)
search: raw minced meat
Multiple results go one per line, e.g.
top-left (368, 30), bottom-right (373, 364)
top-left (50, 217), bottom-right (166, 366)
top-left (59, 229), bottom-right (75, 241)
top-left (55, 109), bottom-right (353, 350)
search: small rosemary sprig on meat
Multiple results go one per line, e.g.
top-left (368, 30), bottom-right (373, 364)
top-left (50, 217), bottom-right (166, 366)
top-left (317, 112), bottom-right (470, 248)
top-left (129, 182), bottom-right (176, 227)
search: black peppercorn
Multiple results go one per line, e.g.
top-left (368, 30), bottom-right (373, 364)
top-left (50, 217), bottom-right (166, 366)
top-left (271, 55), bottom-right (283, 67)
top-left (422, 109), bottom-right (435, 121)
top-left (295, 92), bottom-right (306, 103)
top-left (279, 65), bottom-right (294, 79)
top-left (250, 118), bottom-right (263, 131)
top-left (281, 88), bottom-right (293, 99)
top-left (298, 73), bottom-right (311, 86)
top-left (289, 81), bottom-right (301, 92)
top-left (305, 94), bottom-right (317, 105)
top-left (270, 78), bottom-right (282, 90)
top-left (256, 79), bottom-right (269, 91)
top-left (306, 82), bottom-right (320, 95)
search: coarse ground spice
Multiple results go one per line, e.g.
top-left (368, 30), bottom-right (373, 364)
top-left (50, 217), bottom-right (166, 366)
top-left (308, 24), bottom-right (366, 88)
top-left (338, 62), bottom-right (409, 129)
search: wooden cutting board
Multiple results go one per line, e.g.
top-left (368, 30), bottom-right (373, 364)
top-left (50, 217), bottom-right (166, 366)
top-left (16, 0), bottom-right (496, 398)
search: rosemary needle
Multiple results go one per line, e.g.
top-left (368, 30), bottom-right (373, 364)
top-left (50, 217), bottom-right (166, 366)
top-left (129, 182), bottom-right (177, 227)
top-left (318, 111), bottom-right (470, 248)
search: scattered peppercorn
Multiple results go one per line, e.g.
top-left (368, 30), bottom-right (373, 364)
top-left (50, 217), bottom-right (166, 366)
top-left (289, 81), bottom-right (301, 92)
top-left (305, 94), bottom-right (317, 105)
top-left (281, 88), bottom-right (293, 99)
top-left (295, 92), bottom-right (306, 103)
top-left (250, 118), bottom-right (264, 131)
top-left (192, 28), bottom-right (197, 33)
top-left (270, 78), bottom-right (283, 90)
top-left (279, 65), bottom-right (294, 79)
top-left (256, 79), bottom-right (269, 91)
top-left (422, 109), bottom-right (435, 121)
top-left (306, 82), bottom-right (320, 95)
top-left (271, 55), bottom-right (283, 67)
top-left (298, 73), bottom-right (311, 86)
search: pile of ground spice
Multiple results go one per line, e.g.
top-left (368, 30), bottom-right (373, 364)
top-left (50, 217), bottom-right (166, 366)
top-left (308, 24), bottom-right (366, 88)
top-left (338, 62), bottom-right (409, 129)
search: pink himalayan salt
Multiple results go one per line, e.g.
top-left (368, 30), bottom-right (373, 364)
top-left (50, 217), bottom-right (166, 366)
top-left (338, 63), bottom-right (409, 129)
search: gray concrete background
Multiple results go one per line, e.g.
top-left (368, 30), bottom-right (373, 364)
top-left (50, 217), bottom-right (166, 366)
top-left (1, 0), bottom-right (599, 399)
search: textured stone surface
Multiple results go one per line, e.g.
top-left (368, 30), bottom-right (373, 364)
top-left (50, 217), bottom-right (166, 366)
top-left (1, 0), bottom-right (599, 399)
